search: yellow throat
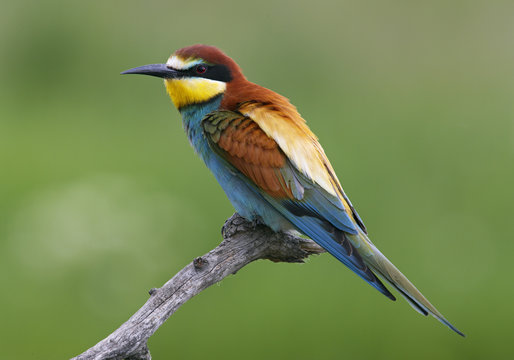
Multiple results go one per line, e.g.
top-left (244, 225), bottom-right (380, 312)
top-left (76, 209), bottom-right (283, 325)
top-left (164, 78), bottom-right (226, 109)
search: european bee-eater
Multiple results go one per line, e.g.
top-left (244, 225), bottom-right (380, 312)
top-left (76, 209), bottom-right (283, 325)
top-left (122, 44), bottom-right (464, 336)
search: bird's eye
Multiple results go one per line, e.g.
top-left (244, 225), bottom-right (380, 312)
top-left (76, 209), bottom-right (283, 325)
top-left (195, 65), bottom-right (207, 74)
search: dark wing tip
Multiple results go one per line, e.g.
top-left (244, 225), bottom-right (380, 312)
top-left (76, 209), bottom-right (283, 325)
top-left (384, 290), bottom-right (397, 301)
top-left (440, 318), bottom-right (466, 337)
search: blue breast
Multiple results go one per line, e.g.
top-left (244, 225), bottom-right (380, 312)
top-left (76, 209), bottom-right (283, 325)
top-left (179, 97), bottom-right (223, 160)
top-left (178, 99), bottom-right (292, 231)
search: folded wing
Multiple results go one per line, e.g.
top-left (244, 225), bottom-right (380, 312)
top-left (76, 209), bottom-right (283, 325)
top-left (202, 108), bottom-right (395, 300)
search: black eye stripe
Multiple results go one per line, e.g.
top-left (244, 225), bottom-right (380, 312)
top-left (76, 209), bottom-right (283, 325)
top-left (186, 64), bottom-right (232, 82)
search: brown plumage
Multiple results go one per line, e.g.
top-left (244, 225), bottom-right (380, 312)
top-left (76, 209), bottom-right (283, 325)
top-left (202, 111), bottom-right (293, 198)
top-left (176, 45), bottom-right (305, 121)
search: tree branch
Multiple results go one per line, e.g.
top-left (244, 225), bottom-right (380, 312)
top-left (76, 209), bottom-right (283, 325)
top-left (72, 213), bottom-right (324, 360)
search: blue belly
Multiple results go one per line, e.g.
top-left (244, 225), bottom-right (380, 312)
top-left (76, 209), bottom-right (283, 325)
top-left (179, 100), bottom-right (293, 232)
top-left (207, 154), bottom-right (293, 231)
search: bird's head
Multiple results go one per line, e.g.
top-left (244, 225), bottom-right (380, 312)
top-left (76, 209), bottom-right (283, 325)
top-left (122, 45), bottom-right (244, 110)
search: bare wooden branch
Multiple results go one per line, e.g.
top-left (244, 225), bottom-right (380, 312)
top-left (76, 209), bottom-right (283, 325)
top-left (72, 213), bottom-right (324, 360)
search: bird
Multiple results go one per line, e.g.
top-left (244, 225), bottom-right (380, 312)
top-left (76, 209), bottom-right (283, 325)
top-left (122, 44), bottom-right (464, 337)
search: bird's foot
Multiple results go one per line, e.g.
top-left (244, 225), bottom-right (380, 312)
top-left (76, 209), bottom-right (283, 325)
top-left (221, 213), bottom-right (269, 239)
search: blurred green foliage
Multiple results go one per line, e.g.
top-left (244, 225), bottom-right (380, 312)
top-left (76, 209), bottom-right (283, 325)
top-left (1, 0), bottom-right (513, 359)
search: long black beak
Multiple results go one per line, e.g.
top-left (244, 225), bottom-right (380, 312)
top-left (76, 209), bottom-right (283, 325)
top-left (121, 64), bottom-right (179, 79)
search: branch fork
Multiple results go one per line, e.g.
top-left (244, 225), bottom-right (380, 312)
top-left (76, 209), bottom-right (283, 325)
top-left (72, 213), bottom-right (324, 360)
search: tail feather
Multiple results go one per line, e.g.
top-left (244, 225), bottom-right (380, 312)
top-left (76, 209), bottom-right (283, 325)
top-left (288, 215), bottom-right (397, 300)
top-left (350, 231), bottom-right (466, 337)
top-left (381, 276), bottom-right (429, 316)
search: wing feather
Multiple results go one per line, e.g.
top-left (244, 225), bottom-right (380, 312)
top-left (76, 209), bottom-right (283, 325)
top-left (237, 101), bottom-right (367, 233)
top-left (203, 111), bottom-right (294, 198)
top-left (202, 108), bottom-right (364, 233)
top-left (202, 108), bottom-right (394, 299)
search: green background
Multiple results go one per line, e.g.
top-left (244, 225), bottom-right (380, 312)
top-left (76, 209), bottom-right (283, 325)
top-left (1, 0), bottom-right (513, 359)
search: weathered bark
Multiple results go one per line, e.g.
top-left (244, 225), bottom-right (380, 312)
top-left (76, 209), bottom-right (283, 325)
top-left (72, 213), bottom-right (324, 360)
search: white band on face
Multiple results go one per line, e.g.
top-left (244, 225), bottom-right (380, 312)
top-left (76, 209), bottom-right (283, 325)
top-left (166, 55), bottom-right (204, 70)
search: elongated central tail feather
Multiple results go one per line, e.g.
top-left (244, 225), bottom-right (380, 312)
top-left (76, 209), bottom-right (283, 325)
top-left (349, 230), bottom-right (465, 337)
